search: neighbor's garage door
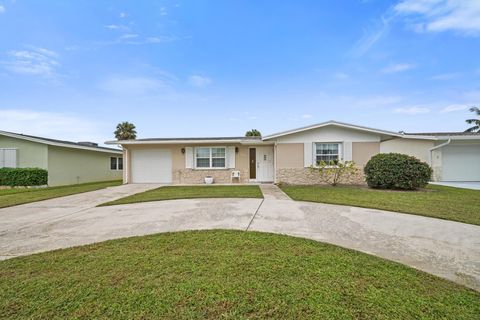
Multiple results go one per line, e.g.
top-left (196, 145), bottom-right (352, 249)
top-left (131, 149), bottom-right (172, 183)
top-left (442, 144), bottom-right (480, 181)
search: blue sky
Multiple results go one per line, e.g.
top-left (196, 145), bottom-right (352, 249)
top-left (0, 0), bottom-right (479, 144)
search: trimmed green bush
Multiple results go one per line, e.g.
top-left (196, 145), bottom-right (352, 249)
top-left (364, 153), bottom-right (432, 190)
top-left (0, 168), bottom-right (48, 186)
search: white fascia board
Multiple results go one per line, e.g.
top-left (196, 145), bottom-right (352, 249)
top-left (263, 120), bottom-right (403, 140)
top-left (106, 139), bottom-right (245, 145)
top-left (0, 131), bottom-right (122, 154)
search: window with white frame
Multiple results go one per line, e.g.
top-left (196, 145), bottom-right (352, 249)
top-left (110, 157), bottom-right (123, 170)
top-left (195, 147), bottom-right (226, 168)
top-left (315, 143), bottom-right (341, 165)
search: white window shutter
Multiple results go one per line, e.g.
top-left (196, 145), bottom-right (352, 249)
top-left (304, 143), bottom-right (313, 167)
top-left (4, 149), bottom-right (17, 168)
top-left (0, 149), bottom-right (4, 168)
top-left (227, 146), bottom-right (236, 168)
top-left (185, 147), bottom-right (194, 169)
top-left (343, 141), bottom-right (352, 162)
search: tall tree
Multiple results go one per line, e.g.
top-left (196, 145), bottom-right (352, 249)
top-left (245, 129), bottom-right (261, 137)
top-left (114, 122), bottom-right (137, 140)
top-left (465, 107), bottom-right (480, 133)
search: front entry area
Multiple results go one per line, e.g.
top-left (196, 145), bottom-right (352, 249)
top-left (249, 146), bottom-right (274, 182)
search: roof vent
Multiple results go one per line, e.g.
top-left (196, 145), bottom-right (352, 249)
top-left (78, 141), bottom-right (98, 147)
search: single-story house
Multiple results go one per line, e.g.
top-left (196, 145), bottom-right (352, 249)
top-left (106, 120), bottom-right (480, 185)
top-left (0, 130), bottom-right (123, 186)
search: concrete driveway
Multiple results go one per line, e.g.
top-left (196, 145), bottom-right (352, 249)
top-left (0, 184), bottom-right (479, 292)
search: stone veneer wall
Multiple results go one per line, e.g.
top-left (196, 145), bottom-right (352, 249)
top-left (173, 169), bottom-right (250, 184)
top-left (276, 167), bottom-right (366, 185)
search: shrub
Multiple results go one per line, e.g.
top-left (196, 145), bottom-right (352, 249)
top-left (310, 161), bottom-right (360, 186)
top-left (0, 168), bottom-right (48, 186)
top-left (364, 153), bottom-right (432, 190)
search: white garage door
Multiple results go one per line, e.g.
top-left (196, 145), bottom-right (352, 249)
top-left (131, 149), bottom-right (172, 183)
top-left (442, 144), bottom-right (480, 181)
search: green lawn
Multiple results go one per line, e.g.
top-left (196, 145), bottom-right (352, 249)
top-left (0, 231), bottom-right (478, 319)
top-left (100, 185), bottom-right (263, 206)
top-left (280, 184), bottom-right (480, 226)
top-left (0, 180), bottom-right (122, 208)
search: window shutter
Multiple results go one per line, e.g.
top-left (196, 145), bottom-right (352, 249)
top-left (304, 143), bottom-right (313, 167)
top-left (227, 146), bottom-right (236, 168)
top-left (343, 142), bottom-right (352, 162)
top-left (0, 149), bottom-right (4, 168)
top-left (3, 149), bottom-right (17, 168)
top-left (185, 147), bottom-right (194, 169)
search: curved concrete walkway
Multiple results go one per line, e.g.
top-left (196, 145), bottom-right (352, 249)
top-left (0, 184), bottom-right (479, 291)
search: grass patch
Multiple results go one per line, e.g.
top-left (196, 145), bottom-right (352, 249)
top-left (280, 184), bottom-right (480, 225)
top-left (100, 185), bottom-right (263, 206)
top-left (0, 180), bottom-right (122, 208)
top-left (0, 230), bottom-right (478, 319)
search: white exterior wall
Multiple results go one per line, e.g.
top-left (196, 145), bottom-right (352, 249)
top-left (380, 138), bottom-right (434, 163)
top-left (273, 126), bottom-right (382, 167)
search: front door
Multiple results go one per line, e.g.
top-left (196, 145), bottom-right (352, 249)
top-left (249, 148), bottom-right (256, 179)
top-left (256, 147), bottom-right (274, 182)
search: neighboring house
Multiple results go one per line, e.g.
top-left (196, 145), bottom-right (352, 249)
top-left (106, 121), bottom-right (480, 185)
top-left (0, 130), bottom-right (123, 186)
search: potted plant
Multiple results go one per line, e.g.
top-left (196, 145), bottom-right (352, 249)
top-left (204, 176), bottom-right (214, 184)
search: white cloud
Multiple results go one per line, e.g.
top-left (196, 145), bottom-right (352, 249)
top-left (350, 14), bottom-right (393, 56)
top-left (394, 0), bottom-right (480, 36)
top-left (0, 5), bottom-right (5, 14)
top-left (120, 33), bottom-right (139, 39)
top-left (440, 104), bottom-right (469, 113)
top-left (0, 109), bottom-right (109, 144)
top-left (394, 106), bottom-right (431, 114)
top-left (119, 12), bottom-right (127, 18)
top-left (160, 7), bottom-right (168, 16)
top-left (99, 76), bottom-right (170, 95)
top-left (429, 72), bottom-right (460, 80)
top-left (105, 24), bottom-right (130, 31)
top-left (188, 75), bottom-right (212, 88)
top-left (2, 47), bottom-right (60, 79)
top-left (301, 114), bottom-right (313, 119)
top-left (333, 72), bottom-right (349, 80)
top-left (381, 63), bottom-right (415, 74)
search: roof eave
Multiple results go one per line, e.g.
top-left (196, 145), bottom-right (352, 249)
top-left (262, 120), bottom-right (403, 140)
top-left (0, 131), bottom-right (122, 154)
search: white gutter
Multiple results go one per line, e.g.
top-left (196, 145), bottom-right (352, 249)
top-left (428, 138), bottom-right (451, 166)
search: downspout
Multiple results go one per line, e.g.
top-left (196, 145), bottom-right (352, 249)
top-left (428, 138), bottom-right (451, 181)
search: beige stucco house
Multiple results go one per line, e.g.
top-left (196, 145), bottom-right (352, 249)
top-left (0, 130), bottom-right (123, 186)
top-left (106, 121), bottom-right (480, 185)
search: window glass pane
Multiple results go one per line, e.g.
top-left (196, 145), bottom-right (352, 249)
top-left (196, 148), bottom-right (210, 158)
top-left (118, 158), bottom-right (123, 170)
top-left (212, 158), bottom-right (225, 168)
top-left (212, 147), bottom-right (225, 157)
top-left (315, 143), bottom-right (339, 164)
top-left (196, 158), bottom-right (210, 168)
top-left (110, 157), bottom-right (117, 170)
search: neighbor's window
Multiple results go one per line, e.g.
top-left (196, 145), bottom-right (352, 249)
top-left (195, 147), bottom-right (226, 168)
top-left (110, 157), bottom-right (123, 170)
top-left (315, 143), bottom-right (341, 164)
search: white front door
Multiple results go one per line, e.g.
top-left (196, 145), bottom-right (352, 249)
top-left (256, 146), bottom-right (274, 182)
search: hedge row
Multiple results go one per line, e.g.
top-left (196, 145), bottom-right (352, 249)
top-left (0, 168), bottom-right (48, 186)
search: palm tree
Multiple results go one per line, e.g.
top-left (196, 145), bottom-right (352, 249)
top-left (465, 107), bottom-right (480, 133)
top-left (114, 122), bottom-right (137, 140)
top-left (245, 129), bottom-right (261, 137)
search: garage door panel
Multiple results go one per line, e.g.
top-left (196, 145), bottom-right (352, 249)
top-left (132, 149), bottom-right (172, 183)
top-left (442, 145), bottom-right (480, 182)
